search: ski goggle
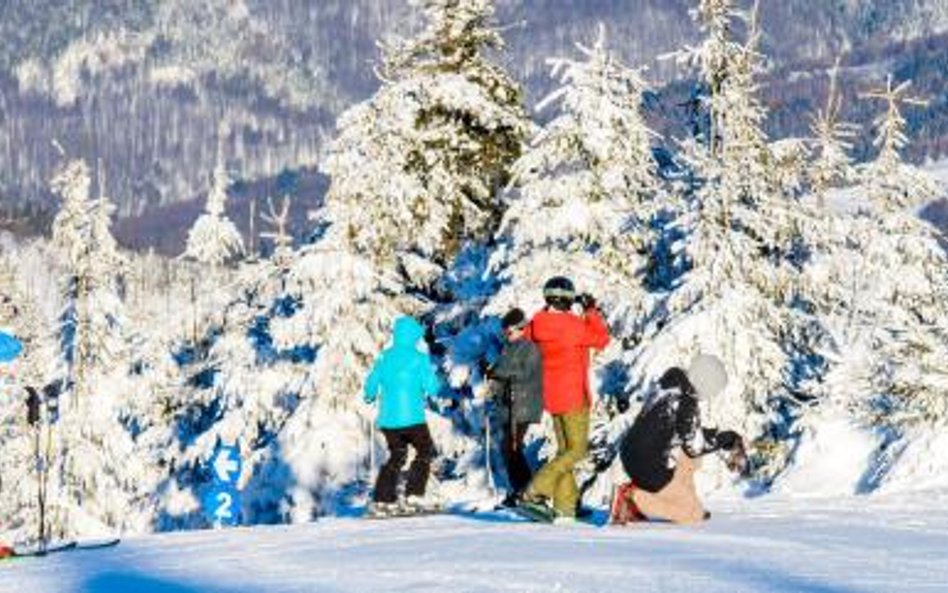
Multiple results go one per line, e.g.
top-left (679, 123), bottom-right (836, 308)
top-left (543, 287), bottom-right (575, 299)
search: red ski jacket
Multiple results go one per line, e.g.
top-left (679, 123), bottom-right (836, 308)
top-left (525, 308), bottom-right (610, 414)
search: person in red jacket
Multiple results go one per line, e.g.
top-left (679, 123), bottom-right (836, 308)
top-left (521, 276), bottom-right (609, 520)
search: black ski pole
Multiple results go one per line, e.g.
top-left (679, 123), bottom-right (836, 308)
top-left (40, 381), bottom-right (61, 551)
top-left (25, 387), bottom-right (45, 550)
top-left (507, 384), bottom-right (515, 455)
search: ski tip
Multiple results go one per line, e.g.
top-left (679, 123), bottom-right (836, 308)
top-left (76, 538), bottom-right (121, 551)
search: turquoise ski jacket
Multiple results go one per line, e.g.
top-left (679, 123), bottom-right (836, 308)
top-left (364, 317), bottom-right (442, 429)
top-left (0, 330), bottom-right (22, 363)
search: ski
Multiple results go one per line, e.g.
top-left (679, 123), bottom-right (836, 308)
top-left (9, 538), bottom-right (120, 559)
top-left (363, 505), bottom-right (444, 520)
top-left (363, 509), bottom-right (443, 520)
top-left (73, 538), bottom-right (121, 551)
top-left (9, 541), bottom-right (78, 558)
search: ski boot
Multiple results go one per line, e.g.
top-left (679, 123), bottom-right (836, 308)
top-left (497, 490), bottom-right (522, 510)
top-left (609, 481), bottom-right (646, 525)
top-left (402, 495), bottom-right (442, 516)
top-left (365, 501), bottom-right (400, 519)
top-left (514, 494), bottom-right (557, 523)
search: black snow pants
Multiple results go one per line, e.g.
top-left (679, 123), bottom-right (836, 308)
top-left (374, 424), bottom-right (435, 503)
top-left (501, 421), bottom-right (533, 495)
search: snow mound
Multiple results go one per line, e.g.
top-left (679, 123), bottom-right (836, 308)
top-left (877, 430), bottom-right (948, 495)
top-left (774, 414), bottom-right (878, 497)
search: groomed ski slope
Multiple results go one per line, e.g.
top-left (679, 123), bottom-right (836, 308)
top-left (5, 492), bottom-right (948, 593)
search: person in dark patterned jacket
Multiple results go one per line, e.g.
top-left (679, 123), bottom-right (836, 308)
top-left (611, 355), bottom-right (744, 525)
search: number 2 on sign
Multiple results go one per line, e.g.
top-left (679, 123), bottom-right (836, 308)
top-left (216, 492), bottom-right (233, 520)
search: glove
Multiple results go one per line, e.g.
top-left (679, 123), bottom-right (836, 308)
top-left (472, 381), bottom-right (491, 401)
top-left (577, 293), bottom-right (597, 311)
top-left (25, 386), bottom-right (41, 427)
top-left (716, 430), bottom-right (742, 451)
top-left (616, 396), bottom-right (630, 414)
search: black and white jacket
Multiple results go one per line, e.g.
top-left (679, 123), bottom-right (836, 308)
top-left (619, 367), bottom-right (733, 493)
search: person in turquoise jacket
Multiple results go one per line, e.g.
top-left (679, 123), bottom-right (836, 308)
top-left (0, 330), bottom-right (22, 364)
top-left (0, 329), bottom-right (21, 556)
top-left (0, 330), bottom-right (22, 386)
top-left (364, 316), bottom-right (443, 514)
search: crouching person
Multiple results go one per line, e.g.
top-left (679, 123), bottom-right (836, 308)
top-left (611, 354), bottom-right (744, 525)
top-left (364, 316), bottom-right (443, 517)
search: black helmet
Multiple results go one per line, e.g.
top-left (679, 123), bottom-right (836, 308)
top-left (543, 276), bottom-right (575, 310)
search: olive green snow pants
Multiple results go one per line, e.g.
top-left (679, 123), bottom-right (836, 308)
top-left (526, 408), bottom-right (589, 516)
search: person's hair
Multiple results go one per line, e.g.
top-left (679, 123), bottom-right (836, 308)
top-left (502, 308), bottom-right (526, 330)
top-left (658, 367), bottom-right (695, 397)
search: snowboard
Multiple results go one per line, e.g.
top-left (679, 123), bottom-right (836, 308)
top-left (510, 500), bottom-right (558, 524)
top-left (510, 500), bottom-right (609, 527)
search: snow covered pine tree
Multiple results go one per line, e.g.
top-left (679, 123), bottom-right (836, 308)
top-left (631, 0), bottom-right (823, 485)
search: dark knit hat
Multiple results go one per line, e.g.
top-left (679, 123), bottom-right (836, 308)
top-left (501, 308), bottom-right (527, 330)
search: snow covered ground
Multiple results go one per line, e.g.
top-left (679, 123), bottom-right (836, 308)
top-left (5, 492), bottom-right (948, 593)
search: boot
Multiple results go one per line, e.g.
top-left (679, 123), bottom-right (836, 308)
top-left (609, 481), bottom-right (646, 525)
top-left (366, 501), bottom-right (400, 518)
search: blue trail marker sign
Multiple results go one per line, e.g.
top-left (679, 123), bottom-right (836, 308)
top-left (204, 442), bottom-right (242, 527)
top-left (203, 485), bottom-right (240, 527)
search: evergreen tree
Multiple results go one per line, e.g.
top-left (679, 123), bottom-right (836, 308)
top-left (43, 158), bottom-right (149, 538)
top-left (149, 195), bottom-right (314, 527)
top-left (637, 0), bottom-right (813, 481)
top-left (165, 133), bottom-right (250, 520)
top-left (260, 0), bottom-right (532, 514)
top-left (809, 58), bottom-right (859, 208)
top-left (859, 76), bottom-right (940, 211)
top-left (491, 26), bottom-right (659, 337)
top-left (829, 78), bottom-right (948, 431)
top-left (159, 9), bottom-right (529, 511)
top-left (323, 0), bottom-right (530, 289)
top-left (0, 255), bottom-right (49, 543)
top-left (183, 153), bottom-right (245, 267)
top-left (272, 237), bottom-right (412, 520)
top-left (790, 75), bottom-right (948, 493)
top-left (50, 160), bottom-right (128, 403)
top-left (796, 62), bottom-right (860, 307)
top-left (241, 195), bottom-right (433, 520)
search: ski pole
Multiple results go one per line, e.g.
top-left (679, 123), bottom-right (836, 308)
top-left (35, 422), bottom-right (44, 548)
top-left (40, 381), bottom-right (61, 551)
top-left (25, 387), bottom-right (45, 549)
top-left (369, 418), bottom-right (376, 482)
top-left (40, 413), bottom-right (53, 552)
top-left (485, 401), bottom-right (495, 495)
